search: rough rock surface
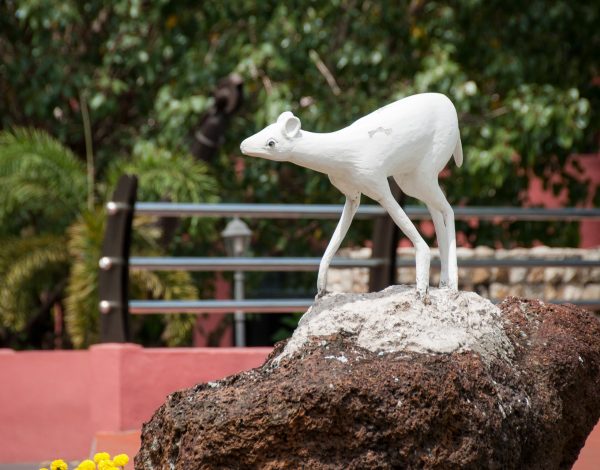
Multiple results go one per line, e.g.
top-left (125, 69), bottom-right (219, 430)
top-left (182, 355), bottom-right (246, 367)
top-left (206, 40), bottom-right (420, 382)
top-left (136, 288), bottom-right (600, 470)
top-left (278, 286), bottom-right (513, 363)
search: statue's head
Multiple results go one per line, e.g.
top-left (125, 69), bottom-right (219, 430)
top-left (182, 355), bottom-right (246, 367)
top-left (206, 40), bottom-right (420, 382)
top-left (240, 111), bottom-right (301, 161)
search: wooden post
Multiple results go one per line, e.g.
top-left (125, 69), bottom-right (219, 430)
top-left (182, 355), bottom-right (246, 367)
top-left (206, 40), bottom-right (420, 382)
top-left (369, 177), bottom-right (405, 292)
top-left (98, 175), bottom-right (138, 342)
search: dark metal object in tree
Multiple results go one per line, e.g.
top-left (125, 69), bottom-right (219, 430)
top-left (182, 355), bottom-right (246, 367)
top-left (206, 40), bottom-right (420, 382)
top-left (190, 73), bottom-right (244, 162)
top-left (160, 73), bottom-right (245, 250)
top-left (98, 174), bottom-right (138, 343)
top-left (369, 177), bottom-right (403, 291)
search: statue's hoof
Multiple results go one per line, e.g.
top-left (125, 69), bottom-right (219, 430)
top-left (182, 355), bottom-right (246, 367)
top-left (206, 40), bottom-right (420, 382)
top-left (416, 288), bottom-right (431, 305)
top-left (315, 290), bottom-right (331, 300)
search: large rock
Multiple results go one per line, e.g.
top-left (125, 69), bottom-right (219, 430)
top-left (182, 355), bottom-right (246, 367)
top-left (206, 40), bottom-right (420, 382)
top-left (135, 287), bottom-right (600, 469)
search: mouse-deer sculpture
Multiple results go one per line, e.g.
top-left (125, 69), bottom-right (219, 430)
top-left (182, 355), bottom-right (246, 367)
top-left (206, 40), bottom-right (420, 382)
top-left (241, 93), bottom-right (462, 297)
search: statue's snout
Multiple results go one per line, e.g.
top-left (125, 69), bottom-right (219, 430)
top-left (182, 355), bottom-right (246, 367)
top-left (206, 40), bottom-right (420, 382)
top-left (240, 138), bottom-right (249, 155)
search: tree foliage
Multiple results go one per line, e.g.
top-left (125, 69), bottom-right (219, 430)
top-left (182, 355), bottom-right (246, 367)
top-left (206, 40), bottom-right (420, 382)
top-left (0, 128), bottom-right (216, 348)
top-left (1, 0), bottom-right (597, 249)
top-left (0, 1), bottom-right (598, 346)
top-left (0, 128), bottom-right (86, 235)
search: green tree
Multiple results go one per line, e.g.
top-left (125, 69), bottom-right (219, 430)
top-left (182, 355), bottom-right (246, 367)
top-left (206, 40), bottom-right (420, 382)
top-left (1, 0), bottom-right (596, 250)
top-left (0, 128), bottom-right (217, 348)
top-left (0, 1), bottom-right (598, 346)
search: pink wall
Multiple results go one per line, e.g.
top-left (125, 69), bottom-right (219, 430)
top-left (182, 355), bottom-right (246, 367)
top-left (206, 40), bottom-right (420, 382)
top-left (526, 153), bottom-right (600, 247)
top-left (193, 272), bottom-right (234, 347)
top-left (0, 348), bottom-right (93, 463)
top-left (0, 345), bottom-right (271, 463)
top-left (431, 153), bottom-right (600, 249)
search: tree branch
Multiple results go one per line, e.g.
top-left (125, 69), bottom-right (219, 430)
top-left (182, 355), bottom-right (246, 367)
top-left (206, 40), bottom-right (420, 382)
top-left (309, 49), bottom-right (341, 96)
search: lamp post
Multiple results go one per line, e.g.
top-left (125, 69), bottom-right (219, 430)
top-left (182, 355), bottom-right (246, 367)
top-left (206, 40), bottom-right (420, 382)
top-left (221, 217), bottom-right (252, 347)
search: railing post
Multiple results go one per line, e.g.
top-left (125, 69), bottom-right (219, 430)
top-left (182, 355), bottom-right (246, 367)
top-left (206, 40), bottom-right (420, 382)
top-left (369, 177), bottom-right (403, 291)
top-left (98, 175), bottom-right (138, 342)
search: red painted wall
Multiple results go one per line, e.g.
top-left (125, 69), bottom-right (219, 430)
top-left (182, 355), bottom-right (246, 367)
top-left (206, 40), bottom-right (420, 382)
top-left (526, 153), bottom-right (600, 247)
top-left (193, 272), bottom-right (234, 347)
top-left (0, 348), bottom-right (93, 463)
top-left (0, 345), bottom-right (271, 463)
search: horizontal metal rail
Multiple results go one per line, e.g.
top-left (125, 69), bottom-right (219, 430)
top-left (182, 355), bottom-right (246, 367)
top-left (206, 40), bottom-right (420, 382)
top-left (121, 202), bottom-right (600, 318)
top-left (134, 202), bottom-right (383, 219)
top-left (447, 258), bottom-right (600, 268)
top-left (128, 256), bottom-right (386, 271)
top-left (129, 298), bottom-right (600, 314)
top-left (132, 202), bottom-right (600, 221)
top-left (125, 256), bottom-right (598, 271)
top-left (130, 299), bottom-right (314, 314)
top-left (453, 207), bottom-right (600, 221)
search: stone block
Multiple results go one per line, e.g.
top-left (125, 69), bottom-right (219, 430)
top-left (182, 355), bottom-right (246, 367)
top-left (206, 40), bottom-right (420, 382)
top-left (589, 268), bottom-right (600, 283)
top-left (562, 285), bottom-right (583, 301)
top-left (509, 268), bottom-right (528, 284)
top-left (490, 283), bottom-right (510, 299)
top-left (523, 285), bottom-right (545, 299)
top-left (493, 267), bottom-right (509, 283)
top-left (544, 285), bottom-right (564, 301)
top-left (544, 267), bottom-right (563, 285)
top-left (526, 267), bottom-right (545, 284)
top-left (397, 267), bottom-right (416, 285)
top-left (582, 284), bottom-right (600, 301)
top-left (508, 284), bottom-right (525, 297)
top-left (471, 267), bottom-right (490, 285)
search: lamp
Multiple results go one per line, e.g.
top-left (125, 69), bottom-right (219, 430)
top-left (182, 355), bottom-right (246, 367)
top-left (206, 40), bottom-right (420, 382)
top-left (221, 217), bottom-right (252, 257)
top-left (221, 217), bottom-right (252, 347)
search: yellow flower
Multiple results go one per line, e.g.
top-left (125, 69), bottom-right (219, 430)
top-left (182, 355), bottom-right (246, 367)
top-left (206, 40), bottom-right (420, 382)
top-left (113, 454), bottom-right (129, 467)
top-left (51, 459), bottom-right (68, 470)
top-left (98, 461), bottom-right (116, 470)
top-left (77, 460), bottom-right (96, 470)
top-left (93, 453), bottom-right (111, 463)
top-left (39, 468), bottom-right (49, 470)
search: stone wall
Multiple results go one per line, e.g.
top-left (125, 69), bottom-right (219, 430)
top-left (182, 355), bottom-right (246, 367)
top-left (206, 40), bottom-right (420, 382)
top-left (328, 246), bottom-right (600, 308)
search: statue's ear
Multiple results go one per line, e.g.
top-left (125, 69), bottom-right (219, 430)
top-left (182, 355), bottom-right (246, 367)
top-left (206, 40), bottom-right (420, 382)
top-left (278, 111), bottom-right (301, 138)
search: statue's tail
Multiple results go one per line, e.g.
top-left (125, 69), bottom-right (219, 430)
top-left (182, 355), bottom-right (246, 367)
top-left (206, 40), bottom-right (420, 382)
top-left (453, 134), bottom-right (463, 167)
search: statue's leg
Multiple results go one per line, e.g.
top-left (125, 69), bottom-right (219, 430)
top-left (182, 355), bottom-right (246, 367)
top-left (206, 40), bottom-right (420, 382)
top-left (396, 175), bottom-right (449, 288)
top-left (375, 183), bottom-right (430, 296)
top-left (317, 193), bottom-right (361, 296)
top-left (396, 173), bottom-right (457, 290)
top-left (427, 205), bottom-right (449, 287)
top-left (420, 182), bottom-right (458, 290)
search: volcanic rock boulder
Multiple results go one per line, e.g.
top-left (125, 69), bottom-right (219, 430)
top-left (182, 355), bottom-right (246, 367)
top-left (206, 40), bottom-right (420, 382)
top-left (136, 286), bottom-right (600, 470)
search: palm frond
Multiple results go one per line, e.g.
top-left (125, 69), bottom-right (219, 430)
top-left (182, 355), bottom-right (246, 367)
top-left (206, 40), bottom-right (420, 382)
top-left (105, 141), bottom-right (220, 239)
top-left (64, 209), bottom-right (105, 348)
top-left (0, 128), bottom-right (87, 235)
top-left (64, 209), bottom-right (200, 347)
top-left (129, 269), bottom-right (199, 347)
top-left (107, 141), bottom-right (218, 203)
top-left (0, 235), bottom-right (70, 331)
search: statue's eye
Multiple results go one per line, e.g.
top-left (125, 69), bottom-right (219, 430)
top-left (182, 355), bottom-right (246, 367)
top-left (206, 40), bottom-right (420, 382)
top-left (267, 138), bottom-right (276, 148)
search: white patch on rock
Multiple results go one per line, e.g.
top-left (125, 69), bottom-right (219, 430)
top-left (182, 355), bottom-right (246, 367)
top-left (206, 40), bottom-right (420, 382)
top-left (324, 355), bottom-right (349, 363)
top-left (276, 286), bottom-right (513, 364)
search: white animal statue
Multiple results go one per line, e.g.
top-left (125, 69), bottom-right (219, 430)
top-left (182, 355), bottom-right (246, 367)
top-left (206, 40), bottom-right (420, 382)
top-left (240, 92), bottom-right (462, 297)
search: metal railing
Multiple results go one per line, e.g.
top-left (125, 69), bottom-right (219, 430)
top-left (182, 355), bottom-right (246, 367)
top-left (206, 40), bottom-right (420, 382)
top-left (127, 299), bottom-right (600, 315)
top-left (135, 202), bottom-right (600, 221)
top-left (118, 256), bottom-right (600, 271)
top-left (97, 175), bottom-right (600, 342)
